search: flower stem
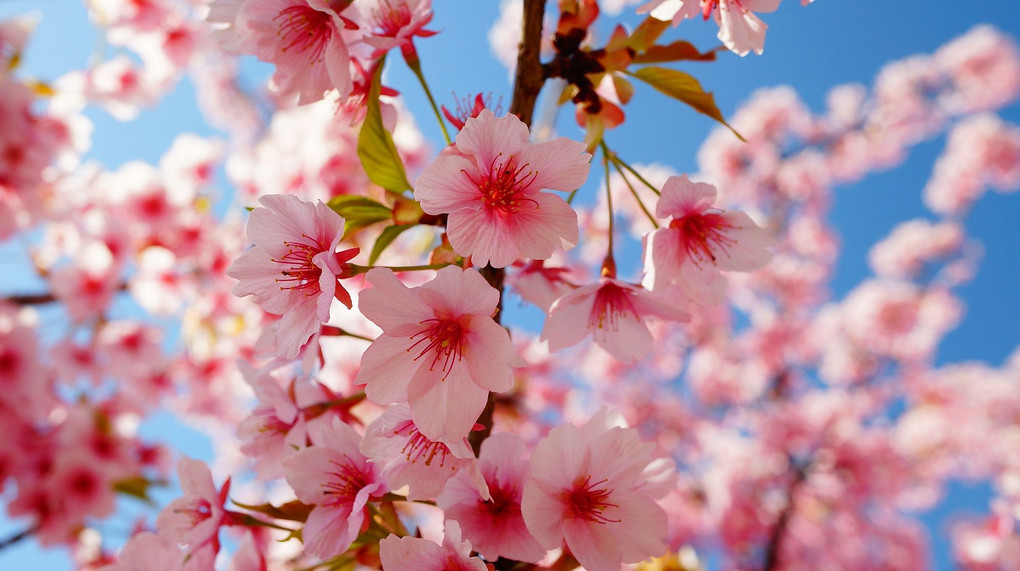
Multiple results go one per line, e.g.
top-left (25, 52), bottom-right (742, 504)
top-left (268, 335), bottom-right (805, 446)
top-left (609, 150), bottom-right (660, 230)
top-left (406, 58), bottom-right (452, 146)
top-left (600, 141), bottom-right (617, 274)
top-left (610, 153), bottom-right (662, 196)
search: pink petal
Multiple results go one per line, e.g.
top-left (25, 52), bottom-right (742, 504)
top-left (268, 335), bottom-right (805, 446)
top-left (356, 334), bottom-right (418, 404)
top-left (359, 268), bottom-right (431, 333)
top-left (455, 109), bottom-right (529, 167)
top-left (463, 315), bottom-right (522, 393)
top-left (516, 137), bottom-right (591, 192)
top-left (418, 267), bottom-right (499, 319)
top-left (655, 175), bottom-right (717, 219)
top-left (407, 364), bottom-right (488, 443)
top-left (414, 153), bottom-right (485, 215)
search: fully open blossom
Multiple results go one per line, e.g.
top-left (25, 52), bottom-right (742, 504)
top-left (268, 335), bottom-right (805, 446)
top-left (355, 266), bottom-right (524, 443)
top-left (521, 409), bottom-right (670, 571)
top-left (640, 0), bottom-right (781, 56)
top-left (283, 418), bottom-right (386, 559)
top-left (541, 277), bottom-right (690, 363)
top-left (414, 109), bottom-right (591, 268)
top-left (235, 0), bottom-right (355, 104)
top-left (379, 521), bottom-right (487, 571)
top-left (643, 175), bottom-right (776, 305)
top-left (227, 193), bottom-right (357, 359)
top-left (437, 432), bottom-right (547, 563)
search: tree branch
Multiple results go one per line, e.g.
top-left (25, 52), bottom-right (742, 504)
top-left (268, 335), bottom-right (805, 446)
top-left (471, 0), bottom-right (548, 456)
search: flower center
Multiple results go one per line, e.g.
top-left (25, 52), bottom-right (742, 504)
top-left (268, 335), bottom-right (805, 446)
top-left (274, 5), bottom-right (333, 61)
top-left (670, 212), bottom-right (734, 267)
top-left (408, 318), bottom-right (464, 378)
top-left (397, 421), bottom-right (452, 467)
top-left (464, 153), bottom-right (539, 215)
top-left (562, 474), bottom-right (620, 524)
top-left (322, 457), bottom-right (370, 504)
top-left (372, 0), bottom-right (412, 37)
top-left (483, 482), bottom-right (521, 519)
top-left (176, 498), bottom-right (213, 528)
top-left (588, 283), bottom-right (637, 338)
top-left (273, 238), bottom-right (326, 294)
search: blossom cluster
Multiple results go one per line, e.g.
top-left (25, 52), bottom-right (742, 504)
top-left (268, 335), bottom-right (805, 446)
top-left (0, 1), bottom-right (1019, 571)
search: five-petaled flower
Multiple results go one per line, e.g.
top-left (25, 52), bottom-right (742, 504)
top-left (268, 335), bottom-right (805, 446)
top-left (643, 174), bottom-right (776, 305)
top-left (414, 109), bottom-right (592, 268)
top-left (355, 266), bottom-right (524, 444)
top-left (227, 193), bottom-right (358, 360)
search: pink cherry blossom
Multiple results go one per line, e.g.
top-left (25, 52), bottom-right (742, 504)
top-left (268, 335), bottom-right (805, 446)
top-left (640, 0), bottom-right (781, 56)
top-left (283, 418), bottom-right (386, 559)
top-left (541, 277), bottom-right (690, 363)
top-left (359, 0), bottom-right (436, 57)
top-left (156, 457), bottom-right (229, 554)
top-left (355, 266), bottom-right (524, 443)
top-left (235, 0), bottom-right (355, 105)
top-left (360, 404), bottom-right (488, 502)
top-left (414, 109), bottom-right (591, 268)
top-left (379, 520), bottom-right (488, 571)
top-left (521, 409), bottom-right (669, 571)
top-left (227, 193), bottom-right (357, 360)
top-left (437, 432), bottom-right (547, 563)
top-left (643, 175), bottom-right (776, 305)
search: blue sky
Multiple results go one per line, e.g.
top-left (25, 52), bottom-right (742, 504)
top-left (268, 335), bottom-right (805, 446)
top-left (1, 0), bottom-right (1019, 568)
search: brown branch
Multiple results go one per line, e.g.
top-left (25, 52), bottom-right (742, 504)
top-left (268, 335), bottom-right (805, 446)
top-left (762, 460), bottom-right (810, 571)
top-left (470, 0), bottom-right (548, 456)
top-left (4, 292), bottom-right (57, 305)
top-left (0, 525), bottom-right (37, 551)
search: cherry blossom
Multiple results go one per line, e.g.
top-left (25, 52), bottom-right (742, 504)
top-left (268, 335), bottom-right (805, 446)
top-left (643, 174), bottom-right (776, 305)
top-left (414, 109), bottom-right (591, 268)
top-left (156, 457), bottom-right (229, 554)
top-left (227, 193), bottom-right (357, 360)
top-left (356, 266), bottom-right (524, 443)
top-left (521, 409), bottom-right (669, 571)
top-left (379, 521), bottom-right (487, 571)
top-left (283, 418), bottom-right (386, 559)
top-left (640, 0), bottom-right (782, 56)
top-left (233, 0), bottom-right (356, 104)
top-left (541, 277), bottom-right (690, 362)
top-left (437, 432), bottom-right (547, 563)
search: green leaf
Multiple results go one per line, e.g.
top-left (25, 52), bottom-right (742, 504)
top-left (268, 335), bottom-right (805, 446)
top-left (631, 66), bottom-right (745, 141)
top-left (231, 499), bottom-right (314, 522)
top-left (633, 41), bottom-right (719, 64)
top-left (113, 476), bottom-right (160, 505)
top-left (357, 55), bottom-right (411, 193)
top-left (326, 195), bottom-right (393, 237)
top-left (369, 224), bottom-right (416, 265)
top-left (627, 16), bottom-right (671, 51)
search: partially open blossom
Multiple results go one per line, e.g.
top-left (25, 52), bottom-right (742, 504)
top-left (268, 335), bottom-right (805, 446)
top-left (283, 418), bottom-right (386, 559)
top-left (522, 409), bottom-right (669, 571)
top-left (227, 193), bottom-right (357, 359)
top-left (541, 277), bottom-right (690, 362)
top-left (156, 457), bottom-right (229, 554)
top-left (356, 266), bottom-right (524, 443)
top-left (414, 109), bottom-right (591, 268)
top-left (643, 175), bottom-right (776, 305)
top-left (360, 404), bottom-right (489, 501)
top-left (379, 520), bottom-right (487, 571)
